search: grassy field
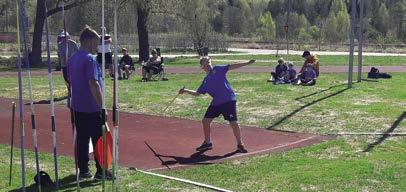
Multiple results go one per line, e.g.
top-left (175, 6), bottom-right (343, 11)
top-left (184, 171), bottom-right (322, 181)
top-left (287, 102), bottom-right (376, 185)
top-left (0, 54), bottom-right (405, 72)
top-left (164, 54), bottom-right (406, 68)
top-left (0, 72), bottom-right (405, 191)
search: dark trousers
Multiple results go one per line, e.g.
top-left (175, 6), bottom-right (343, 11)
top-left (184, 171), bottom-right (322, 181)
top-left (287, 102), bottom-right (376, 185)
top-left (74, 111), bottom-right (103, 173)
top-left (271, 72), bottom-right (283, 81)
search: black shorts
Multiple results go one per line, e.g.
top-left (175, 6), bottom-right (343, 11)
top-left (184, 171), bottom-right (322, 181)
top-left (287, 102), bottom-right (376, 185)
top-left (62, 67), bottom-right (69, 83)
top-left (143, 66), bottom-right (160, 74)
top-left (204, 101), bottom-right (237, 121)
top-left (97, 52), bottom-right (113, 69)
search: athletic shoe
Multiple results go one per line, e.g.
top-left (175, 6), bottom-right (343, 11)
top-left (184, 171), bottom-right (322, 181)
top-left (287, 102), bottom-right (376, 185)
top-left (79, 172), bottom-right (93, 180)
top-left (236, 144), bottom-right (248, 153)
top-left (196, 142), bottom-right (213, 151)
top-left (94, 169), bottom-right (114, 181)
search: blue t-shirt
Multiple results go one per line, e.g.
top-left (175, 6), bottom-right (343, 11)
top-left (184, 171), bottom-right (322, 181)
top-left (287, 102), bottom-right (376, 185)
top-left (69, 50), bottom-right (103, 113)
top-left (197, 65), bottom-right (236, 106)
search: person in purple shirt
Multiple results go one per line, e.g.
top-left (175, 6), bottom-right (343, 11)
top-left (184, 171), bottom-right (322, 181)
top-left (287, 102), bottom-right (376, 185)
top-left (268, 58), bottom-right (287, 83)
top-left (286, 62), bottom-right (297, 83)
top-left (178, 56), bottom-right (256, 153)
top-left (69, 26), bottom-right (113, 180)
top-left (297, 64), bottom-right (317, 86)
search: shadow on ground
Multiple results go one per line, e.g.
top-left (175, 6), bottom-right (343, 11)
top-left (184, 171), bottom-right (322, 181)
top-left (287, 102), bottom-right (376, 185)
top-left (268, 80), bottom-right (379, 131)
top-left (9, 174), bottom-right (101, 192)
top-left (363, 111), bottom-right (406, 152)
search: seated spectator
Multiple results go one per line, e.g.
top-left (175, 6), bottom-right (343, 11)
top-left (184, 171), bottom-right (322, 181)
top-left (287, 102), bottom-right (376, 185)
top-left (268, 58), bottom-right (288, 84)
top-left (119, 48), bottom-right (134, 79)
top-left (301, 50), bottom-right (320, 77)
top-left (142, 49), bottom-right (162, 81)
top-left (297, 64), bottom-right (317, 86)
top-left (285, 62), bottom-right (297, 83)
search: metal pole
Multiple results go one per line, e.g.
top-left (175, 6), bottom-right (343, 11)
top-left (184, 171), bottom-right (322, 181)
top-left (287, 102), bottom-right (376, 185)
top-left (16, 1), bottom-right (26, 191)
top-left (357, 0), bottom-right (364, 82)
top-left (63, 2), bottom-right (80, 191)
top-left (348, 0), bottom-right (356, 88)
top-left (101, 0), bottom-right (107, 191)
top-left (5, 3), bottom-right (8, 32)
top-left (44, 1), bottom-right (58, 190)
top-left (112, 1), bottom-right (120, 191)
top-left (286, 0), bottom-right (291, 55)
top-left (8, 102), bottom-right (16, 186)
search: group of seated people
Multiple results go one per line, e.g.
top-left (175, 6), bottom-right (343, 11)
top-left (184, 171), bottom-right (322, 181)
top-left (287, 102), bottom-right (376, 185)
top-left (97, 39), bottom-right (165, 81)
top-left (268, 50), bottom-right (319, 86)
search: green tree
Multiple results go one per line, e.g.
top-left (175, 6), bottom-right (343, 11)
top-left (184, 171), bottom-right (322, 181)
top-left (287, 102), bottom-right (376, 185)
top-left (372, 3), bottom-right (389, 35)
top-left (324, 0), bottom-right (349, 43)
top-left (308, 25), bottom-right (321, 40)
top-left (257, 11), bottom-right (276, 41)
top-left (387, 1), bottom-right (404, 38)
top-left (289, 12), bottom-right (309, 39)
top-left (30, 0), bottom-right (93, 66)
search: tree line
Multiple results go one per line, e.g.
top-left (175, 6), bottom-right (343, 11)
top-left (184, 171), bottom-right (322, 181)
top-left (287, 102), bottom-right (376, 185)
top-left (0, 0), bottom-right (404, 65)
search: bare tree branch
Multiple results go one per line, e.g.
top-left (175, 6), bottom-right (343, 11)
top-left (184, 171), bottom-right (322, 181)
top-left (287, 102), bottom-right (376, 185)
top-left (47, 0), bottom-right (92, 17)
top-left (119, 0), bottom-right (130, 9)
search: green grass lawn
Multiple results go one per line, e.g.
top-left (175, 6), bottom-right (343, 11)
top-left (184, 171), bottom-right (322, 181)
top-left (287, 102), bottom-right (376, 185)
top-left (0, 72), bottom-right (405, 191)
top-left (0, 54), bottom-right (405, 71)
top-left (164, 54), bottom-right (406, 68)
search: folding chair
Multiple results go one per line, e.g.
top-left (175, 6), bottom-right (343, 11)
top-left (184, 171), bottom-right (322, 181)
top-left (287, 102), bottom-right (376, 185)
top-left (149, 57), bottom-right (167, 81)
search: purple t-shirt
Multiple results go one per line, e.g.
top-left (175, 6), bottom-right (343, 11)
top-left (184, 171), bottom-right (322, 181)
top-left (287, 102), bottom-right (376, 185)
top-left (302, 68), bottom-right (316, 80)
top-left (288, 68), bottom-right (297, 80)
top-left (69, 50), bottom-right (103, 113)
top-left (197, 65), bottom-right (236, 106)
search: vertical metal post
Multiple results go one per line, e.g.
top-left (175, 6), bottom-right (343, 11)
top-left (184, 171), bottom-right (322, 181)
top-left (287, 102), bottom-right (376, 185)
top-left (5, 3), bottom-right (8, 32)
top-left (357, 0), bottom-right (364, 82)
top-left (348, 0), bottom-right (356, 88)
top-left (286, 0), bottom-right (291, 55)
top-left (16, 1), bottom-right (26, 191)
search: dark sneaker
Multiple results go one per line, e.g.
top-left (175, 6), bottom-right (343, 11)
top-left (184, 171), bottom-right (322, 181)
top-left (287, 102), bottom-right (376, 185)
top-left (79, 172), bottom-right (93, 180)
top-left (236, 144), bottom-right (248, 153)
top-left (94, 169), bottom-right (114, 181)
top-left (196, 142), bottom-right (213, 151)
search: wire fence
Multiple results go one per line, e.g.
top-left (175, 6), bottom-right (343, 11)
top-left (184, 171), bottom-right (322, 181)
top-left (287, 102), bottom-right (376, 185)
top-left (1, 32), bottom-right (406, 54)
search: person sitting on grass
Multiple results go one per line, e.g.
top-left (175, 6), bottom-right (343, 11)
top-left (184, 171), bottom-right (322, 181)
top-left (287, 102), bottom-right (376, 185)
top-left (141, 49), bottom-right (162, 81)
top-left (297, 63), bottom-right (317, 86)
top-left (119, 48), bottom-right (134, 79)
top-left (178, 57), bottom-right (256, 153)
top-left (285, 62), bottom-right (297, 83)
top-left (268, 58), bottom-right (288, 84)
top-left (300, 50), bottom-right (320, 77)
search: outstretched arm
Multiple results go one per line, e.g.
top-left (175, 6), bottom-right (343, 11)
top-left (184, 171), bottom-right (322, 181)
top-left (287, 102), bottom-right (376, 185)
top-left (229, 60), bottom-right (256, 70)
top-left (179, 87), bottom-right (201, 97)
